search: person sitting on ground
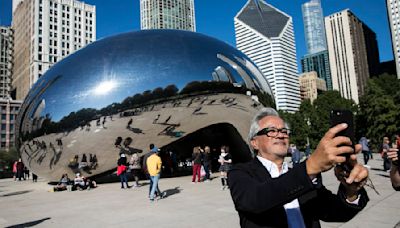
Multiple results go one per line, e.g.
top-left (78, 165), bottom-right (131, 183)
top-left (84, 178), bottom-right (97, 190)
top-left (54, 173), bottom-right (70, 191)
top-left (73, 173), bottom-right (86, 190)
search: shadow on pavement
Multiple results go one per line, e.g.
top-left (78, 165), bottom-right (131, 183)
top-left (5, 217), bottom-right (51, 228)
top-left (1, 190), bottom-right (33, 197)
top-left (163, 186), bottom-right (182, 198)
top-left (376, 174), bottom-right (390, 178)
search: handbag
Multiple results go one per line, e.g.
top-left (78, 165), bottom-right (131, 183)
top-left (200, 165), bottom-right (206, 177)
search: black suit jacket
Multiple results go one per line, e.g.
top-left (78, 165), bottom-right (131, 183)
top-left (228, 158), bottom-right (369, 228)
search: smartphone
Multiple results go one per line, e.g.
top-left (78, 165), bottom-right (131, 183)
top-left (330, 109), bottom-right (355, 173)
top-left (330, 109), bottom-right (355, 145)
top-left (330, 109), bottom-right (355, 153)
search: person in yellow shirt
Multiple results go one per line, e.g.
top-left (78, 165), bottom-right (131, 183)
top-left (146, 149), bottom-right (164, 201)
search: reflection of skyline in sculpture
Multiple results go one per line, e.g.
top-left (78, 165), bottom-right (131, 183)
top-left (212, 66), bottom-right (236, 84)
top-left (16, 30), bottom-right (274, 181)
top-left (19, 31), bottom-right (274, 122)
top-left (216, 54), bottom-right (257, 90)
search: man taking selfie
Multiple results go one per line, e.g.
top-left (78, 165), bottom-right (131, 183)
top-left (228, 108), bottom-right (369, 228)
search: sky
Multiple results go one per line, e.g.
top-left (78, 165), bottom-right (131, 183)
top-left (0, 0), bottom-right (394, 69)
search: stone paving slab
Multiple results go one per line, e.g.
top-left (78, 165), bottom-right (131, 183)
top-left (1, 154), bottom-right (400, 227)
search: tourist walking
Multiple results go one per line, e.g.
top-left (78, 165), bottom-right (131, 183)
top-left (359, 136), bottom-right (370, 165)
top-left (129, 152), bottom-right (142, 187)
top-left (143, 144), bottom-right (162, 198)
top-left (147, 148), bottom-right (164, 201)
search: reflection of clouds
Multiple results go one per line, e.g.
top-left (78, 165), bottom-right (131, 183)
top-left (72, 91), bottom-right (91, 100)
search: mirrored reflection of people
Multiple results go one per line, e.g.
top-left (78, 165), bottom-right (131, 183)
top-left (228, 108), bottom-right (369, 228)
top-left (218, 145), bottom-right (232, 190)
top-left (387, 145), bottom-right (400, 190)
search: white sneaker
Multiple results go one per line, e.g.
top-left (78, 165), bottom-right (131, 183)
top-left (221, 186), bottom-right (225, 190)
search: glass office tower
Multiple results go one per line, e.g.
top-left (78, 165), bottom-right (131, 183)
top-left (302, 0), bottom-right (327, 54)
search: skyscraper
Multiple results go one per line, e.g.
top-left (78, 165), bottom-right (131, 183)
top-left (140, 0), bottom-right (196, 31)
top-left (0, 99), bottom-right (22, 151)
top-left (12, 0), bottom-right (96, 100)
top-left (235, 0), bottom-right (300, 112)
top-left (386, 0), bottom-right (400, 79)
top-left (301, 50), bottom-right (332, 90)
top-left (301, 0), bottom-right (331, 91)
top-left (325, 10), bottom-right (380, 103)
top-left (302, 0), bottom-right (327, 54)
top-left (0, 26), bottom-right (13, 99)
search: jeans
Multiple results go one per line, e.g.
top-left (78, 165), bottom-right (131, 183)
top-left (146, 173), bottom-right (161, 196)
top-left (119, 172), bottom-right (128, 188)
top-left (362, 151), bottom-right (369, 165)
top-left (149, 174), bottom-right (160, 200)
top-left (203, 163), bottom-right (210, 180)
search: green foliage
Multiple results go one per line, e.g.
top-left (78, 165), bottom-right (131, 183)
top-left (358, 74), bottom-right (400, 150)
top-left (280, 91), bottom-right (356, 151)
top-left (0, 147), bottom-right (19, 172)
top-left (284, 73), bottom-right (400, 153)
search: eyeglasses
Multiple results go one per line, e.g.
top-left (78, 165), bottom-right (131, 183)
top-left (255, 127), bottom-right (291, 138)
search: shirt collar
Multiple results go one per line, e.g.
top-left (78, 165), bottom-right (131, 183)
top-left (257, 156), bottom-right (288, 178)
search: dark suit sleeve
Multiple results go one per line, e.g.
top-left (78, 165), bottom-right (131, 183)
top-left (228, 162), bottom-right (315, 214)
top-left (309, 183), bottom-right (369, 222)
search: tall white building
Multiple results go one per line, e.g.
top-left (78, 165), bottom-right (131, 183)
top-left (140, 0), bottom-right (196, 31)
top-left (325, 10), bottom-right (380, 103)
top-left (0, 26), bottom-right (13, 99)
top-left (387, 0), bottom-right (400, 79)
top-left (12, 0), bottom-right (96, 100)
top-left (234, 0), bottom-right (300, 112)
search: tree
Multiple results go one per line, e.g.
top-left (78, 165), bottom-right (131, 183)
top-left (281, 91), bottom-right (356, 151)
top-left (358, 76), bottom-right (400, 150)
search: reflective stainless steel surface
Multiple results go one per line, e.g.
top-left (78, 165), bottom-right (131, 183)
top-left (16, 30), bottom-right (274, 180)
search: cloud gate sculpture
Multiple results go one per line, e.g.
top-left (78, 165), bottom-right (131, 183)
top-left (16, 30), bottom-right (275, 181)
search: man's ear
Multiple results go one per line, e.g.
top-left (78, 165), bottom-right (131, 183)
top-left (250, 139), bottom-right (258, 151)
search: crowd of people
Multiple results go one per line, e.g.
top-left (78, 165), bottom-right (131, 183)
top-left (8, 105), bottom-right (400, 227)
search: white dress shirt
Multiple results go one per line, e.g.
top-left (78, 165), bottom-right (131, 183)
top-left (257, 156), bottom-right (306, 228)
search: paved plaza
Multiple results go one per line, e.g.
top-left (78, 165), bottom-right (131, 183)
top-left (1, 154), bottom-right (400, 228)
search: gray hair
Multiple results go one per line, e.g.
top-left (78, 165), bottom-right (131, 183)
top-left (248, 107), bottom-right (289, 154)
